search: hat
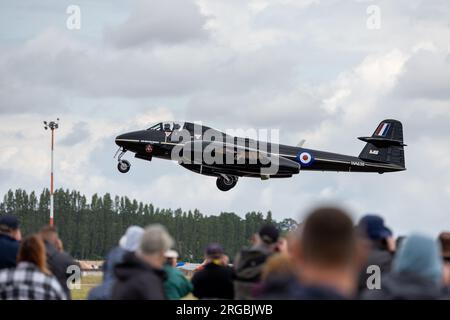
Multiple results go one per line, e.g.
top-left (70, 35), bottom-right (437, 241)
top-left (205, 243), bottom-right (224, 258)
top-left (358, 215), bottom-right (392, 241)
top-left (119, 226), bottom-right (144, 252)
top-left (258, 224), bottom-right (279, 245)
top-left (0, 215), bottom-right (19, 230)
top-left (393, 233), bottom-right (443, 285)
top-left (439, 232), bottom-right (450, 260)
top-left (165, 249), bottom-right (179, 259)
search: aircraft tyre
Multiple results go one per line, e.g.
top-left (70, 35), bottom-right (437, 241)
top-left (118, 160), bottom-right (131, 173)
top-left (216, 176), bottom-right (237, 191)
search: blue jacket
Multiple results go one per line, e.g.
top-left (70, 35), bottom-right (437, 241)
top-left (88, 246), bottom-right (126, 300)
top-left (0, 234), bottom-right (19, 270)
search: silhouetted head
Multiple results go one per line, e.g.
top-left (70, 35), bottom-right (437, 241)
top-left (258, 224), bottom-right (280, 245)
top-left (40, 225), bottom-right (60, 248)
top-left (138, 224), bottom-right (174, 269)
top-left (17, 234), bottom-right (50, 275)
top-left (298, 207), bottom-right (356, 268)
top-left (164, 249), bottom-right (179, 267)
top-left (205, 243), bottom-right (224, 260)
top-left (357, 214), bottom-right (392, 241)
top-left (0, 215), bottom-right (21, 241)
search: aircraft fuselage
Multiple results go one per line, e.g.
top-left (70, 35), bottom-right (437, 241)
top-left (114, 120), bottom-right (406, 191)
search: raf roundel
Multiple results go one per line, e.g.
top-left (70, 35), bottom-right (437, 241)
top-left (145, 144), bottom-right (153, 153)
top-left (297, 151), bottom-right (314, 167)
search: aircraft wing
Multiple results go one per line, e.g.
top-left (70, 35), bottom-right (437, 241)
top-left (179, 140), bottom-right (300, 176)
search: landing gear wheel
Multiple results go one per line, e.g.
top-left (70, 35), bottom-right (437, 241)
top-left (118, 160), bottom-right (131, 173)
top-left (216, 176), bottom-right (238, 191)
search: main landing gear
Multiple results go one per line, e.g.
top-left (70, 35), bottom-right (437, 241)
top-left (115, 148), bottom-right (131, 173)
top-left (216, 175), bottom-right (238, 191)
top-left (118, 160), bottom-right (131, 173)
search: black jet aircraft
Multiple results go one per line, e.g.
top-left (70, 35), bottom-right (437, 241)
top-left (114, 119), bottom-right (406, 191)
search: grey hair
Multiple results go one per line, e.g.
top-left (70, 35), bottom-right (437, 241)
top-left (139, 224), bottom-right (174, 256)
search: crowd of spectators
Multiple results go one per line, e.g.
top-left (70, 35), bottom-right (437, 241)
top-left (1, 206), bottom-right (450, 300)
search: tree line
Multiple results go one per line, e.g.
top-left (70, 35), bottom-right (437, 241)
top-left (0, 189), bottom-right (298, 261)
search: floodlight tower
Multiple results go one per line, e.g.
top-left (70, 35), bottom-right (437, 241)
top-left (43, 119), bottom-right (60, 226)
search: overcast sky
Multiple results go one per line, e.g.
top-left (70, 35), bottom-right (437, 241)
top-left (0, 0), bottom-right (449, 236)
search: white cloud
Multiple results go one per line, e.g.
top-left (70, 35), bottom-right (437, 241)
top-left (394, 49), bottom-right (450, 100)
top-left (105, 0), bottom-right (209, 48)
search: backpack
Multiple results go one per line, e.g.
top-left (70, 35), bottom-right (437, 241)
top-left (234, 248), bottom-right (270, 283)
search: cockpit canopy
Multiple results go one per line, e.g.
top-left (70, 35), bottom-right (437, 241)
top-left (147, 121), bottom-right (222, 136)
top-left (148, 121), bottom-right (184, 132)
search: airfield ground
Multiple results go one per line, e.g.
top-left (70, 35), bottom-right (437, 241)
top-left (71, 274), bottom-right (195, 300)
top-left (71, 275), bottom-right (102, 300)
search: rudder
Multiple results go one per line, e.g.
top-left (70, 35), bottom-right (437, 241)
top-left (358, 119), bottom-right (406, 168)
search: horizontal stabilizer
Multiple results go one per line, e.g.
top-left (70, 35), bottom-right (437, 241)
top-left (358, 136), bottom-right (407, 147)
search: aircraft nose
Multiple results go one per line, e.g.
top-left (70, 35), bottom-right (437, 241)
top-left (115, 132), bottom-right (137, 147)
top-left (115, 133), bottom-right (127, 147)
top-left (115, 130), bottom-right (148, 147)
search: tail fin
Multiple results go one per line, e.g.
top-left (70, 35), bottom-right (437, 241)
top-left (358, 119), bottom-right (406, 168)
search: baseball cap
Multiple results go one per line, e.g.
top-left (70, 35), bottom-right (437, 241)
top-left (358, 215), bottom-right (392, 241)
top-left (0, 215), bottom-right (19, 230)
top-left (258, 224), bottom-right (279, 245)
top-left (165, 249), bottom-right (179, 259)
top-left (205, 243), bottom-right (224, 258)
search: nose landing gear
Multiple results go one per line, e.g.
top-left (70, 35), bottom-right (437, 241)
top-left (115, 148), bottom-right (131, 173)
top-left (216, 175), bottom-right (238, 191)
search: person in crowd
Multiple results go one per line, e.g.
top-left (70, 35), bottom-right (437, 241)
top-left (221, 254), bottom-right (230, 266)
top-left (40, 226), bottom-right (79, 299)
top-left (0, 234), bottom-right (66, 300)
top-left (261, 253), bottom-right (295, 281)
top-left (56, 238), bottom-right (64, 252)
top-left (253, 253), bottom-right (297, 298)
top-left (163, 249), bottom-right (193, 299)
top-left (362, 233), bottom-right (445, 300)
top-left (233, 224), bottom-right (280, 299)
top-left (88, 225), bottom-right (144, 300)
top-left (191, 243), bottom-right (234, 299)
top-left (357, 214), bottom-right (395, 292)
top-left (395, 236), bottom-right (406, 253)
top-left (0, 215), bottom-right (21, 270)
top-left (439, 232), bottom-right (450, 287)
top-left (112, 224), bottom-right (173, 300)
top-left (278, 206), bottom-right (359, 300)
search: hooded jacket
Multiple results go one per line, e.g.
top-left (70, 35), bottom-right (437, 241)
top-left (362, 271), bottom-right (443, 300)
top-left (362, 233), bottom-right (444, 300)
top-left (111, 252), bottom-right (166, 300)
top-left (233, 243), bottom-right (273, 299)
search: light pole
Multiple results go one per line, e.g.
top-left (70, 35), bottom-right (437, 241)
top-left (43, 119), bottom-right (59, 226)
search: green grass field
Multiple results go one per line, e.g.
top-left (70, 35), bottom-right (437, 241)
top-left (71, 275), bottom-right (102, 300)
top-left (70, 274), bottom-right (195, 300)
